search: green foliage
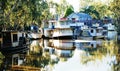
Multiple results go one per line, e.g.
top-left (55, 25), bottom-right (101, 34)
top-left (49, 0), bottom-right (70, 18)
top-left (80, 2), bottom-right (113, 19)
top-left (110, 0), bottom-right (120, 18)
top-left (81, 6), bottom-right (100, 19)
top-left (0, 0), bottom-right (50, 30)
top-left (64, 5), bottom-right (74, 17)
top-left (0, 52), bottom-right (5, 66)
top-left (110, 0), bottom-right (120, 34)
top-left (25, 53), bottom-right (50, 68)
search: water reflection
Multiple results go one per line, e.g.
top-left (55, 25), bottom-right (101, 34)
top-left (0, 39), bottom-right (120, 71)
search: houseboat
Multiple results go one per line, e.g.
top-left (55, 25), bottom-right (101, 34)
top-left (78, 28), bottom-right (93, 40)
top-left (27, 25), bottom-right (42, 40)
top-left (0, 30), bottom-right (28, 53)
top-left (52, 28), bottom-right (73, 39)
top-left (89, 27), bottom-right (106, 40)
top-left (103, 23), bottom-right (117, 40)
top-left (44, 12), bottom-right (92, 39)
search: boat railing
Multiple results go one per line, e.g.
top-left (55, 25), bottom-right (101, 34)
top-left (2, 41), bottom-right (12, 48)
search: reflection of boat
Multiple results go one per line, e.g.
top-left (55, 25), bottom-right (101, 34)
top-left (55, 49), bottom-right (73, 58)
top-left (10, 54), bottom-right (41, 71)
top-left (50, 40), bottom-right (75, 50)
top-left (0, 31), bottom-right (28, 53)
top-left (75, 40), bottom-right (102, 50)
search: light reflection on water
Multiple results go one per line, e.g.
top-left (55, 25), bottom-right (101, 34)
top-left (53, 49), bottom-right (116, 71)
top-left (0, 39), bottom-right (120, 71)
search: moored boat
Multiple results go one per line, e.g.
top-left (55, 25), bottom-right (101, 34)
top-left (0, 30), bottom-right (29, 53)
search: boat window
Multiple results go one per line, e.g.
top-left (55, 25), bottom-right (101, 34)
top-left (13, 57), bottom-right (18, 65)
top-left (103, 26), bottom-right (107, 30)
top-left (3, 32), bottom-right (11, 45)
top-left (96, 29), bottom-right (99, 32)
top-left (0, 33), bottom-right (1, 38)
top-left (91, 30), bottom-right (93, 33)
top-left (0, 41), bottom-right (1, 48)
top-left (82, 31), bottom-right (90, 37)
top-left (13, 34), bottom-right (18, 42)
top-left (72, 18), bottom-right (75, 23)
top-left (103, 31), bottom-right (107, 35)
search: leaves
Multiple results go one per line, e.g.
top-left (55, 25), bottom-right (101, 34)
top-left (110, 0), bottom-right (120, 18)
top-left (64, 5), bottom-right (74, 17)
top-left (0, 0), bottom-right (50, 30)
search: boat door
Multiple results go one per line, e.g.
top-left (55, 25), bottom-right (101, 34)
top-left (2, 32), bottom-right (12, 47)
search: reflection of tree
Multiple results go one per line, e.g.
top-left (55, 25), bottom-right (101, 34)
top-left (29, 45), bottom-right (43, 56)
top-left (103, 41), bottom-right (118, 55)
top-left (112, 41), bottom-right (120, 71)
top-left (23, 42), bottom-right (51, 68)
top-left (0, 52), bottom-right (4, 66)
top-left (24, 53), bottom-right (50, 68)
top-left (80, 41), bottom-right (118, 65)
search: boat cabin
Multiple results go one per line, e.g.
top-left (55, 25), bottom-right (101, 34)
top-left (88, 27), bottom-right (106, 39)
top-left (1, 31), bottom-right (26, 48)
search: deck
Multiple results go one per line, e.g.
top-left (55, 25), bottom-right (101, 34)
top-left (11, 65), bottom-right (41, 71)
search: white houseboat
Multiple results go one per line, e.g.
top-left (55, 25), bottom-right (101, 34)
top-left (103, 23), bottom-right (117, 40)
top-left (44, 12), bottom-right (92, 39)
top-left (28, 25), bottom-right (42, 40)
top-left (89, 27), bottom-right (106, 39)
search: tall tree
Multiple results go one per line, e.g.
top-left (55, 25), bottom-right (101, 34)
top-left (110, 0), bottom-right (120, 19)
top-left (81, 6), bottom-right (100, 19)
top-left (110, 0), bottom-right (120, 34)
top-left (64, 5), bottom-right (74, 17)
top-left (80, 2), bottom-right (113, 19)
top-left (0, 0), bottom-right (50, 30)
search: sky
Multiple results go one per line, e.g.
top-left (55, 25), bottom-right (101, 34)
top-left (52, 0), bottom-right (111, 12)
top-left (52, 0), bottom-right (80, 12)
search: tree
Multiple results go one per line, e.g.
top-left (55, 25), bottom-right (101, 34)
top-left (64, 5), bottom-right (74, 17)
top-left (80, 2), bottom-right (113, 19)
top-left (110, 0), bottom-right (120, 19)
top-left (0, 0), bottom-right (50, 30)
top-left (81, 6), bottom-right (100, 19)
top-left (49, 0), bottom-right (69, 18)
top-left (110, 0), bottom-right (120, 34)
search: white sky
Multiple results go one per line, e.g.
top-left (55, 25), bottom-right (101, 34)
top-left (52, 0), bottom-right (111, 12)
top-left (52, 0), bottom-right (80, 12)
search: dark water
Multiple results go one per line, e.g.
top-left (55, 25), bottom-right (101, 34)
top-left (0, 39), bottom-right (120, 71)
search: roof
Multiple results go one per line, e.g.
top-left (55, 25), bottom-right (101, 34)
top-left (67, 12), bottom-right (92, 21)
top-left (59, 18), bottom-right (68, 21)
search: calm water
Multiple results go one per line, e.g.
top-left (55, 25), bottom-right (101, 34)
top-left (0, 39), bottom-right (120, 71)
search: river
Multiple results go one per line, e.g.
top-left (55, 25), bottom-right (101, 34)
top-left (0, 39), bottom-right (120, 71)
